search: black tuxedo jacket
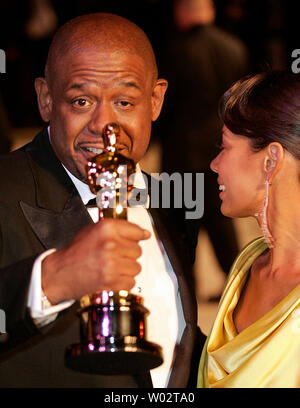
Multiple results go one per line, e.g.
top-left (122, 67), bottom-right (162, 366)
top-left (0, 128), bottom-right (204, 387)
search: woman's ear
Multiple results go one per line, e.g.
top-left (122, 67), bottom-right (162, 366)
top-left (34, 77), bottom-right (53, 122)
top-left (264, 142), bottom-right (284, 182)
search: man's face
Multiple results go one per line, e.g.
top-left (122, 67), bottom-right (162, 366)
top-left (36, 48), bottom-right (166, 182)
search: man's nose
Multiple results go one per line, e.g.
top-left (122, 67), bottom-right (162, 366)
top-left (88, 102), bottom-right (117, 135)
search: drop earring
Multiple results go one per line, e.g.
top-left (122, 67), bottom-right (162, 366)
top-left (260, 179), bottom-right (274, 248)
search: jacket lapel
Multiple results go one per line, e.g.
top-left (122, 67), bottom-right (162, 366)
top-left (20, 193), bottom-right (92, 250)
top-left (19, 128), bottom-right (92, 250)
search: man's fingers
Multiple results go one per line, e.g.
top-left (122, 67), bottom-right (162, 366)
top-left (96, 219), bottom-right (151, 242)
top-left (116, 242), bottom-right (143, 260)
top-left (98, 258), bottom-right (142, 291)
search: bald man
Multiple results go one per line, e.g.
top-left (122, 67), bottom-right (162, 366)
top-left (0, 13), bottom-right (203, 388)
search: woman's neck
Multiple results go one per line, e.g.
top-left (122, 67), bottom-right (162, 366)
top-left (257, 191), bottom-right (300, 278)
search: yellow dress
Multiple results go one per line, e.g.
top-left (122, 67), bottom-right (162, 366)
top-left (198, 237), bottom-right (300, 388)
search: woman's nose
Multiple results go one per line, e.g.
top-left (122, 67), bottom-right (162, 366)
top-left (210, 155), bottom-right (219, 173)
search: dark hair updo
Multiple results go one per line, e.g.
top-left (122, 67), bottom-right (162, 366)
top-left (220, 71), bottom-right (300, 160)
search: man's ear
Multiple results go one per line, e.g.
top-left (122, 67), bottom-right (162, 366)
top-left (264, 142), bottom-right (284, 182)
top-left (34, 77), bottom-right (53, 122)
top-left (151, 78), bottom-right (168, 121)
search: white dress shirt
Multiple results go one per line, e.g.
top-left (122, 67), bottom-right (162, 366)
top-left (27, 163), bottom-right (185, 387)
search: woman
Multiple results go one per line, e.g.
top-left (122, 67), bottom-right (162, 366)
top-left (198, 71), bottom-right (300, 387)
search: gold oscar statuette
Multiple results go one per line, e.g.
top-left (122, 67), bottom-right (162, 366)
top-left (65, 123), bottom-right (163, 375)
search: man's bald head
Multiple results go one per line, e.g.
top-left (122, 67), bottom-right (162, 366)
top-left (45, 13), bottom-right (158, 88)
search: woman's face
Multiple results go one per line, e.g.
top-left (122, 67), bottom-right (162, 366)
top-left (210, 125), bottom-right (265, 218)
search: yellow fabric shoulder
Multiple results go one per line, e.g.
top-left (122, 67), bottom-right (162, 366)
top-left (198, 237), bottom-right (300, 388)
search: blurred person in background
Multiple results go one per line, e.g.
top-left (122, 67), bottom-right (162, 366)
top-left (158, 0), bottom-right (250, 293)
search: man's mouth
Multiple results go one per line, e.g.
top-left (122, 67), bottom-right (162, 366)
top-left (77, 142), bottom-right (104, 156)
top-left (219, 185), bottom-right (226, 192)
top-left (77, 141), bottom-right (129, 159)
top-left (84, 147), bottom-right (103, 154)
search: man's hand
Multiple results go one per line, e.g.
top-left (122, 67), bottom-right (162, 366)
top-left (41, 219), bottom-right (151, 304)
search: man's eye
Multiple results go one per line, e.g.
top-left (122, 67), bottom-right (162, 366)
top-left (73, 98), bottom-right (90, 107)
top-left (117, 100), bottom-right (132, 108)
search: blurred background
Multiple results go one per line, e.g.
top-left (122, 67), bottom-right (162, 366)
top-left (0, 0), bottom-right (298, 334)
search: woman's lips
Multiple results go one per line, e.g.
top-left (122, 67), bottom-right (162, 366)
top-left (218, 184), bottom-right (226, 199)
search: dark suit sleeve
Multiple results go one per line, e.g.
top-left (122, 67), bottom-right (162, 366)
top-left (0, 255), bottom-right (41, 352)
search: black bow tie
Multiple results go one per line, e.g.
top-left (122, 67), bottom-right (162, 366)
top-left (86, 198), bottom-right (97, 208)
top-left (85, 188), bottom-right (148, 209)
